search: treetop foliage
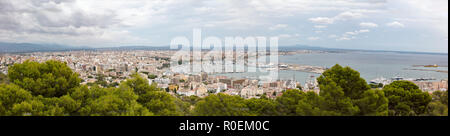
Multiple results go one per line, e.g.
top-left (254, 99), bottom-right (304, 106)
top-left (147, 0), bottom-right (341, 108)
top-left (8, 60), bottom-right (81, 97)
top-left (0, 62), bottom-right (446, 116)
top-left (318, 64), bottom-right (370, 99)
top-left (383, 80), bottom-right (432, 116)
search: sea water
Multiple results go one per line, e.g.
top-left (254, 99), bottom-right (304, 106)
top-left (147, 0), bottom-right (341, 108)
top-left (217, 51), bottom-right (448, 84)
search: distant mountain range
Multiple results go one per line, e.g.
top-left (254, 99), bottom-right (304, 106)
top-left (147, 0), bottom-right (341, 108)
top-left (0, 43), bottom-right (329, 53)
top-left (0, 42), bottom-right (89, 53)
top-left (278, 45), bottom-right (344, 52)
top-left (0, 42), bottom-right (170, 53)
top-left (95, 46), bottom-right (170, 51)
top-left (0, 42), bottom-right (447, 55)
top-left (280, 45), bottom-right (448, 55)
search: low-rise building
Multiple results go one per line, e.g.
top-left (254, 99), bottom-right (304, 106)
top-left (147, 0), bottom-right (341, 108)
top-left (177, 88), bottom-right (195, 96)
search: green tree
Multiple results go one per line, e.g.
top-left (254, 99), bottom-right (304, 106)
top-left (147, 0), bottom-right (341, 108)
top-left (354, 89), bottom-right (388, 116)
top-left (431, 91), bottom-right (448, 106)
top-left (0, 84), bottom-right (33, 115)
top-left (24, 95), bottom-right (81, 116)
top-left (272, 89), bottom-right (325, 116)
top-left (316, 64), bottom-right (388, 116)
top-left (275, 89), bottom-right (306, 116)
top-left (137, 91), bottom-right (183, 116)
top-left (108, 82), bottom-right (120, 88)
top-left (122, 73), bottom-right (181, 115)
top-left (9, 94), bottom-right (81, 116)
top-left (148, 74), bottom-right (157, 79)
top-left (317, 64), bottom-right (370, 99)
top-left (8, 60), bottom-right (81, 97)
top-left (193, 93), bottom-right (251, 116)
top-left (425, 101), bottom-right (448, 116)
top-left (442, 91), bottom-right (448, 106)
top-left (9, 99), bottom-right (59, 116)
top-left (123, 73), bottom-right (158, 95)
top-left (295, 92), bottom-right (326, 116)
top-left (369, 83), bottom-right (384, 88)
top-left (245, 98), bottom-right (277, 116)
top-left (174, 98), bottom-right (191, 116)
top-left (95, 74), bottom-right (108, 87)
top-left (0, 73), bottom-right (8, 84)
top-left (424, 91), bottom-right (448, 116)
top-left (70, 85), bottom-right (108, 108)
top-left (79, 85), bottom-right (152, 116)
top-left (319, 80), bottom-right (359, 116)
top-left (383, 81), bottom-right (432, 116)
top-left (181, 95), bottom-right (202, 105)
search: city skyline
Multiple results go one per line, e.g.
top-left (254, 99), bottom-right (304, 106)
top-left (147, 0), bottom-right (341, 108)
top-left (0, 0), bottom-right (448, 53)
top-left (0, 49), bottom-right (447, 117)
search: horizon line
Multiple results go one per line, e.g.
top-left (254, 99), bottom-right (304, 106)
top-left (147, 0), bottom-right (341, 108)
top-left (1, 42), bottom-right (448, 54)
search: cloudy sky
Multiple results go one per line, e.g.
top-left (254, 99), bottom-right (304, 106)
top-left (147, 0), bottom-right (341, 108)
top-left (0, 0), bottom-right (448, 53)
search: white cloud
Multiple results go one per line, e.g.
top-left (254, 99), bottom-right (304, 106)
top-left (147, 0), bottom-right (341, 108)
top-left (278, 33), bottom-right (301, 38)
top-left (278, 34), bottom-right (292, 38)
top-left (334, 11), bottom-right (365, 21)
top-left (337, 29), bottom-right (370, 41)
top-left (194, 7), bottom-right (215, 12)
top-left (308, 37), bottom-right (320, 41)
top-left (328, 35), bottom-right (338, 38)
top-left (309, 17), bottom-right (334, 24)
top-left (0, 0), bottom-right (161, 46)
top-left (314, 25), bottom-right (328, 29)
top-left (248, 0), bottom-right (385, 16)
top-left (309, 11), bottom-right (365, 25)
top-left (204, 24), bottom-right (216, 28)
top-left (358, 29), bottom-right (370, 33)
top-left (0, 0), bottom-right (446, 52)
top-left (388, 0), bottom-right (447, 36)
top-left (360, 22), bottom-right (378, 28)
top-left (345, 29), bottom-right (370, 36)
top-left (386, 21), bottom-right (405, 28)
top-left (337, 37), bottom-right (352, 41)
top-left (345, 32), bottom-right (357, 35)
top-left (269, 24), bottom-right (288, 30)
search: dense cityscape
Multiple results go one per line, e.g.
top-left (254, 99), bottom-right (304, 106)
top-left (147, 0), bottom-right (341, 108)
top-left (0, 50), bottom-right (447, 100)
top-left (0, 49), bottom-right (447, 117)
top-left (0, 1), bottom-right (448, 135)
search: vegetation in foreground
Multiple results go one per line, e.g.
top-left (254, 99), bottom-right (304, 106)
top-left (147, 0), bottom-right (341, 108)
top-left (0, 60), bottom-right (447, 116)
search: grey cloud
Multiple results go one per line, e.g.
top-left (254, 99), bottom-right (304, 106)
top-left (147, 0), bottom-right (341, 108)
top-left (30, 0), bottom-right (75, 5)
top-left (0, 0), bottom-right (119, 36)
top-left (0, 14), bottom-right (21, 31)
